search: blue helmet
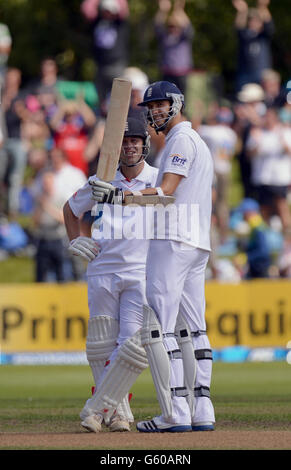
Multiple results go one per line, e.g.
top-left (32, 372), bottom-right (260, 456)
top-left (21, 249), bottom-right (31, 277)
top-left (124, 117), bottom-right (149, 142)
top-left (138, 81), bottom-right (184, 133)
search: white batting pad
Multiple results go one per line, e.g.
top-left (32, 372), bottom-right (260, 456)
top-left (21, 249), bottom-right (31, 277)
top-left (116, 395), bottom-right (134, 422)
top-left (141, 305), bottom-right (173, 420)
top-left (175, 312), bottom-right (196, 418)
top-left (86, 315), bottom-right (119, 386)
top-left (81, 329), bottom-right (148, 420)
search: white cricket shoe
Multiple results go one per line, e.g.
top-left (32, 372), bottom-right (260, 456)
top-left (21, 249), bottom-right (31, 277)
top-left (109, 414), bottom-right (131, 432)
top-left (81, 412), bottom-right (103, 433)
top-left (136, 415), bottom-right (192, 433)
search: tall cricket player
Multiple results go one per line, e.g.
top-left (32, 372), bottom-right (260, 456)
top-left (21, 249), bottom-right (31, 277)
top-left (63, 117), bottom-right (158, 432)
top-left (90, 81), bottom-right (215, 432)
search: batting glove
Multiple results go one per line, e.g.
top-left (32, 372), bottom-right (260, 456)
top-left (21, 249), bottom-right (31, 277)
top-left (68, 236), bottom-right (100, 262)
top-left (89, 179), bottom-right (124, 204)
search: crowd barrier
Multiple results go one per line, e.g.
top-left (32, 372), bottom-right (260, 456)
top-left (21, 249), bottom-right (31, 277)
top-left (0, 280), bottom-right (291, 364)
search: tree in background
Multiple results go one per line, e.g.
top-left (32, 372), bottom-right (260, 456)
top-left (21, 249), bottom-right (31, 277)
top-left (0, 0), bottom-right (290, 95)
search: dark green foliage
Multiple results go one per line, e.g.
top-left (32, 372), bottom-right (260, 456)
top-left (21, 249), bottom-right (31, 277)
top-left (0, 0), bottom-right (290, 92)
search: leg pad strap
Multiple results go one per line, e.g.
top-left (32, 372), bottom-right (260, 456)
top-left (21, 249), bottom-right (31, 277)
top-left (194, 386), bottom-right (211, 398)
top-left (195, 349), bottom-right (213, 360)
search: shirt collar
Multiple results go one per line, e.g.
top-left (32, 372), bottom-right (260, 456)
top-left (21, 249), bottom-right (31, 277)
top-left (114, 162), bottom-right (153, 184)
top-left (165, 121), bottom-right (192, 142)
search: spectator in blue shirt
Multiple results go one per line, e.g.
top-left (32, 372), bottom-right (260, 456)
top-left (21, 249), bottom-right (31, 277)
top-left (154, 0), bottom-right (194, 96)
top-left (237, 198), bottom-right (271, 278)
top-left (232, 0), bottom-right (275, 92)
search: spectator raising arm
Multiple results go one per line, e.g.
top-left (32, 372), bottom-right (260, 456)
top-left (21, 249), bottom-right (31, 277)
top-left (232, 0), bottom-right (249, 29)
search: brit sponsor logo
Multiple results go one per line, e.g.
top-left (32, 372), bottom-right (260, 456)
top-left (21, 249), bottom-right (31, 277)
top-left (170, 154), bottom-right (187, 166)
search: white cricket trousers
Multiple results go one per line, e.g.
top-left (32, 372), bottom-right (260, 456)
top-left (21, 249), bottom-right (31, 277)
top-left (146, 239), bottom-right (212, 423)
top-left (87, 270), bottom-right (146, 345)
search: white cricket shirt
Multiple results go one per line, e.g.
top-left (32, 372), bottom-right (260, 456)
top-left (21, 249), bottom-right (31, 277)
top-left (68, 162), bottom-right (158, 275)
top-left (198, 124), bottom-right (238, 175)
top-left (155, 121), bottom-right (214, 251)
top-left (246, 126), bottom-right (291, 186)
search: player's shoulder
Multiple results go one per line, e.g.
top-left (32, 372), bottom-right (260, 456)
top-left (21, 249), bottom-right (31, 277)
top-left (145, 162), bottom-right (159, 176)
top-left (141, 162), bottom-right (159, 185)
top-left (171, 121), bottom-right (203, 144)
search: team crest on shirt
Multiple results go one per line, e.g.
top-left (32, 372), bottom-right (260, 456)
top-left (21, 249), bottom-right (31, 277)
top-left (170, 154), bottom-right (187, 166)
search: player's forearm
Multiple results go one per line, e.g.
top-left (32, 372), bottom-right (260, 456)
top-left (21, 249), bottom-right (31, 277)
top-left (124, 186), bottom-right (174, 197)
top-left (124, 173), bottom-right (183, 197)
top-left (124, 187), bottom-right (160, 197)
top-left (63, 201), bottom-right (81, 241)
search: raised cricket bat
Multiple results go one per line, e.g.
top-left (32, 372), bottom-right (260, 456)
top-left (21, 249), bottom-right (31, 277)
top-left (96, 77), bottom-right (132, 182)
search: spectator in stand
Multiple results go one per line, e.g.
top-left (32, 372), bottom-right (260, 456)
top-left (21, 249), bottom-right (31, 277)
top-left (24, 58), bottom-right (60, 132)
top-left (154, 0), bottom-right (194, 96)
top-left (39, 58), bottom-right (60, 90)
top-left (233, 82), bottom-right (266, 198)
top-left (246, 106), bottom-right (291, 230)
top-left (0, 20), bottom-right (12, 86)
top-left (49, 146), bottom-right (87, 205)
top-left (0, 67), bottom-right (29, 218)
top-left (260, 68), bottom-right (287, 108)
top-left (277, 226), bottom-right (291, 278)
top-left (232, 0), bottom-right (275, 92)
top-left (50, 95), bottom-right (97, 176)
top-left (26, 147), bottom-right (49, 201)
top-left (0, 123), bottom-right (4, 213)
top-left (32, 169), bottom-right (67, 283)
top-left (81, 0), bottom-right (129, 110)
top-left (198, 106), bottom-right (239, 242)
top-left (32, 147), bottom-right (87, 282)
top-left (28, 57), bottom-right (60, 96)
top-left (21, 104), bottom-right (52, 153)
top-left (279, 103), bottom-right (291, 129)
top-left (237, 198), bottom-right (271, 278)
top-left (36, 85), bottom-right (59, 126)
top-left (50, 146), bottom-right (89, 281)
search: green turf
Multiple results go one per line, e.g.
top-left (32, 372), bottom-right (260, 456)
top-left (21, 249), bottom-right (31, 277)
top-left (0, 256), bottom-right (34, 283)
top-left (1, 362), bottom-right (291, 438)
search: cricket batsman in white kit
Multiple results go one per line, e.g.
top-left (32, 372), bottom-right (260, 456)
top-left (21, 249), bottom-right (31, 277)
top-left (63, 117), bottom-right (158, 432)
top-left (89, 81), bottom-right (216, 433)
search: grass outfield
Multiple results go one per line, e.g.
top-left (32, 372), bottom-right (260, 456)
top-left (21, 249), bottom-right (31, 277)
top-left (1, 362), bottom-right (291, 436)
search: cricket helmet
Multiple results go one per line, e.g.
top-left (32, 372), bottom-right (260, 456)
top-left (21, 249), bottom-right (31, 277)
top-left (138, 81), bottom-right (184, 133)
top-left (120, 117), bottom-right (150, 167)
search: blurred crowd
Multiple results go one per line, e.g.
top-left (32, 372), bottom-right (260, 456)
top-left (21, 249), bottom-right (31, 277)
top-left (0, 0), bottom-right (291, 283)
